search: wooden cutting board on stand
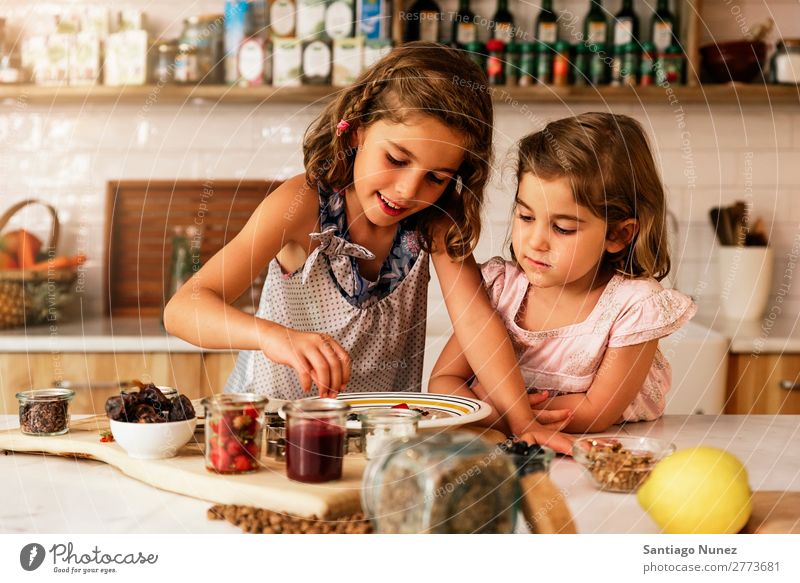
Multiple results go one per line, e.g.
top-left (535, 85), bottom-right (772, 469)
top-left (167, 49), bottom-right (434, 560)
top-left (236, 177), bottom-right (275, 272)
top-left (0, 414), bottom-right (365, 519)
top-left (743, 492), bottom-right (800, 534)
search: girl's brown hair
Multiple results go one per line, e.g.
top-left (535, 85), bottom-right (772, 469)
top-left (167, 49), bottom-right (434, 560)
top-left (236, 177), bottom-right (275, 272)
top-left (515, 112), bottom-right (671, 281)
top-left (303, 41), bottom-right (493, 260)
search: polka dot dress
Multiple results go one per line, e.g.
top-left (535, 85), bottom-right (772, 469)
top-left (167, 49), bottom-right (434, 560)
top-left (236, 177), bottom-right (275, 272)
top-left (225, 228), bottom-right (430, 400)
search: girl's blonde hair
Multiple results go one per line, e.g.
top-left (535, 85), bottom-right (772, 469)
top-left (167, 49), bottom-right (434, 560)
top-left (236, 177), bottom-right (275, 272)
top-left (515, 112), bottom-right (671, 281)
top-left (303, 41), bottom-right (493, 260)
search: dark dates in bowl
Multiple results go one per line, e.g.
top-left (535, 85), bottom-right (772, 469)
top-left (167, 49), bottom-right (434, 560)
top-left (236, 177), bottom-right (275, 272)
top-left (105, 384), bottom-right (197, 460)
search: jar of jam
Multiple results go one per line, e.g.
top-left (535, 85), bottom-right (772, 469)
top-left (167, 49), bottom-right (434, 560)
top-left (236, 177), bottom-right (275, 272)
top-left (284, 398), bottom-right (349, 483)
top-left (360, 408), bottom-right (420, 459)
top-left (202, 393), bottom-right (268, 474)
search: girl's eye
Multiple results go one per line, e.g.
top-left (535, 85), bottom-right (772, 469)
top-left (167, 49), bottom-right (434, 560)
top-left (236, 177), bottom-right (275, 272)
top-left (517, 213), bottom-right (533, 223)
top-left (428, 173), bottom-right (446, 185)
top-left (554, 225), bottom-right (576, 235)
top-left (386, 154), bottom-right (407, 167)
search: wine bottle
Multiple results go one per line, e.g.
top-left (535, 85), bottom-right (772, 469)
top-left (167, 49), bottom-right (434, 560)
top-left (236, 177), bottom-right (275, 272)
top-left (613, 0), bottom-right (638, 46)
top-left (405, 0), bottom-right (441, 43)
top-left (492, 0), bottom-right (514, 44)
top-left (535, 0), bottom-right (558, 44)
top-left (651, 0), bottom-right (677, 51)
top-left (583, 0), bottom-right (607, 46)
top-left (452, 0), bottom-right (477, 49)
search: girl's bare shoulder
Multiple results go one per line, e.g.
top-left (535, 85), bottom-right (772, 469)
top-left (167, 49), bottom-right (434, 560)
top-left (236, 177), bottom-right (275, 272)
top-left (253, 174), bottom-right (321, 243)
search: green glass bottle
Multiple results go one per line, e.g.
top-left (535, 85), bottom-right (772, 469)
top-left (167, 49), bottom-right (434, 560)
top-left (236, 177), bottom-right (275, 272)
top-left (584, 1), bottom-right (607, 46)
top-left (651, 0), bottom-right (677, 51)
top-left (535, 0), bottom-right (558, 44)
top-left (613, 0), bottom-right (639, 46)
top-left (452, 0), bottom-right (477, 49)
top-left (492, 0), bottom-right (514, 44)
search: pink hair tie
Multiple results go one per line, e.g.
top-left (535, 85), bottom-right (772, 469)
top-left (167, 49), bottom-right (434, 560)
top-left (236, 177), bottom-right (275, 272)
top-left (335, 119), bottom-right (350, 137)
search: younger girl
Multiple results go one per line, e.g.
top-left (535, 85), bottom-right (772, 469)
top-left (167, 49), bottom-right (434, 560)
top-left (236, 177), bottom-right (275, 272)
top-left (430, 113), bottom-right (696, 433)
top-left (164, 42), bottom-right (572, 453)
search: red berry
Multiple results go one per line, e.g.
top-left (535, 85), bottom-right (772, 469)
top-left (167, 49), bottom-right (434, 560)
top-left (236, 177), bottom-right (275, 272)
top-left (245, 441), bottom-right (258, 458)
top-left (217, 450), bottom-right (232, 471)
top-left (209, 450), bottom-right (220, 469)
top-left (234, 455), bottom-right (252, 472)
top-left (226, 439), bottom-right (243, 456)
top-left (243, 405), bottom-right (259, 420)
top-left (209, 420), bottom-right (219, 434)
top-left (392, 403), bottom-right (410, 409)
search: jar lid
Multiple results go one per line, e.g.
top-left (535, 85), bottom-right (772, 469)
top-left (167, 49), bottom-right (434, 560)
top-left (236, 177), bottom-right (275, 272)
top-left (16, 388), bottom-right (75, 402)
top-left (283, 398), bottom-right (350, 416)
top-left (201, 393), bottom-right (268, 409)
top-left (359, 408), bottom-right (421, 425)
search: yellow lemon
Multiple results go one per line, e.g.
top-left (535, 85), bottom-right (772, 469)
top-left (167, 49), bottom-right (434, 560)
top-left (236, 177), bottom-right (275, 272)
top-left (637, 446), bottom-right (752, 534)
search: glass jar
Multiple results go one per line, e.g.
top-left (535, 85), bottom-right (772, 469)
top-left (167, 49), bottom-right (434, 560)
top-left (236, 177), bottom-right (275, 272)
top-left (284, 399), bottom-right (349, 483)
top-left (180, 15), bottom-right (224, 83)
top-left (771, 39), bottom-right (800, 85)
top-left (174, 43), bottom-right (200, 84)
top-left (152, 40), bottom-right (177, 84)
top-left (202, 393), bottom-right (268, 474)
top-left (360, 409), bottom-right (420, 459)
top-left (361, 431), bottom-right (519, 534)
top-left (264, 411), bottom-right (286, 461)
top-left (16, 388), bottom-right (75, 436)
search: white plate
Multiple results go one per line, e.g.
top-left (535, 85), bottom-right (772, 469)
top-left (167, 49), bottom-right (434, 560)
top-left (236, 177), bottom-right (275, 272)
top-left (278, 392), bottom-right (492, 429)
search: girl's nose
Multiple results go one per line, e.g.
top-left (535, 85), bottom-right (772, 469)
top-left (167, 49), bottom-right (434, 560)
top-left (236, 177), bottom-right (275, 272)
top-left (529, 221), bottom-right (550, 251)
top-left (394, 169), bottom-right (425, 201)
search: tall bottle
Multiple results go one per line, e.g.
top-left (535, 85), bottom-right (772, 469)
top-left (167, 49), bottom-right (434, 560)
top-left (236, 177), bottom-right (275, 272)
top-left (404, 0), bottom-right (441, 43)
top-left (535, 0), bottom-right (558, 45)
top-left (491, 0), bottom-right (514, 44)
top-left (651, 0), bottom-right (677, 51)
top-left (613, 0), bottom-right (638, 46)
top-left (452, 0), bottom-right (477, 49)
top-left (583, 0), bottom-right (607, 46)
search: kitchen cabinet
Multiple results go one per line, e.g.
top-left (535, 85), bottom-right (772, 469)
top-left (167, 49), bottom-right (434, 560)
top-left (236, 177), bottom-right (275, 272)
top-left (726, 353), bottom-right (800, 414)
top-left (0, 352), bottom-right (239, 414)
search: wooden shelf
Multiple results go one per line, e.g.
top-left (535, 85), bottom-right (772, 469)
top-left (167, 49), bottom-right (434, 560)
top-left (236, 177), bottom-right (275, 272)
top-left (0, 83), bottom-right (797, 106)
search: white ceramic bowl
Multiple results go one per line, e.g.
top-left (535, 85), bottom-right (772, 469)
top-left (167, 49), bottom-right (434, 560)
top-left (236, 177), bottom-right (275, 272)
top-left (110, 418), bottom-right (197, 460)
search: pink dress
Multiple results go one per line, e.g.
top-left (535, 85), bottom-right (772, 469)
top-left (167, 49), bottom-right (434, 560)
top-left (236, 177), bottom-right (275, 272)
top-left (481, 257), bottom-right (697, 422)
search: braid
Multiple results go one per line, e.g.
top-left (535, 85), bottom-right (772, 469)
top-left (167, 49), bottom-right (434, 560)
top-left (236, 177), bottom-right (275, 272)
top-left (340, 66), bottom-right (397, 130)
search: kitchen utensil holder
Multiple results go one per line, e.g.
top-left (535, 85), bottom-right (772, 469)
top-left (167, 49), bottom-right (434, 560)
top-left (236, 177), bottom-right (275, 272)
top-left (718, 245), bottom-right (774, 320)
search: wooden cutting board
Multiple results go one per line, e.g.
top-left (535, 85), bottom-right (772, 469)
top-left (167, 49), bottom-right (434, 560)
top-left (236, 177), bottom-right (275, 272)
top-left (744, 491), bottom-right (800, 534)
top-left (0, 414), bottom-right (365, 519)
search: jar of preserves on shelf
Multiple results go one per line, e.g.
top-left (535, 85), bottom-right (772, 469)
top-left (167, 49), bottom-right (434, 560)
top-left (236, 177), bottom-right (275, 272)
top-left (174, 43), bottom-right (200, 84)
top-left (152, 40), bottom-right (177, 84)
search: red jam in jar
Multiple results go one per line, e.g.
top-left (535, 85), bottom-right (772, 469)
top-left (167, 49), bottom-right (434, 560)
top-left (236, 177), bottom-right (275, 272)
top-left (283, 399), bottom-right (350, 483)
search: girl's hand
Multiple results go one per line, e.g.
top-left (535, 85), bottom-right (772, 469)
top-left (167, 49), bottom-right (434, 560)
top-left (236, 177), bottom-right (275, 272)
top-left (528, 390), bottom-right (573, 430)
top-left (259, 325), bottom-right (351, 396)
top-left (517, 424), bottom-right (575, 456)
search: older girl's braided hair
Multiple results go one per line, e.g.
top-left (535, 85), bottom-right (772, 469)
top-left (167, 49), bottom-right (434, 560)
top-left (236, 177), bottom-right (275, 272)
top-left (303, 41), bottom-right (493, 260)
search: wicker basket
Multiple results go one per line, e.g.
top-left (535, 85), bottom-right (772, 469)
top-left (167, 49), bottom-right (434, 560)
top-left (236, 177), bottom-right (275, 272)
top-left (0, 200), bottom-right (78, 330)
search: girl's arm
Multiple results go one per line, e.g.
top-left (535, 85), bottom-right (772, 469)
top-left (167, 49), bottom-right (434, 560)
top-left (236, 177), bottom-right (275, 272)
top-left (163, 175), bottom-right (351, 395)
top-left (430, 249), bottom-right (574, 454)
top-left (430, 334), bottom-right (572, 431)
top-left (529, 340), bottom-right (659, 433)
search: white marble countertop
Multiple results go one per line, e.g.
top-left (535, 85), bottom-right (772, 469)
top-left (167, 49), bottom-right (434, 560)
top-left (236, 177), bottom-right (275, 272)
top-left (694, 309), bottom-right (800, 354)
top-left (0, 317), bottom-right (220, 353)
top-left (1, 414), bottom-right (798, 534)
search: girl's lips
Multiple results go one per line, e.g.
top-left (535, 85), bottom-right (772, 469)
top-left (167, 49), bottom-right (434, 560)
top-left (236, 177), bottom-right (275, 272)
top-left (376, 192), bottom-right (405, 217)
top-left (525, 257), bottom-right (551, 269)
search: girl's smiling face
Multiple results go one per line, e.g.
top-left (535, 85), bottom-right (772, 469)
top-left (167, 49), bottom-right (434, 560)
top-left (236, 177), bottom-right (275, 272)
top-left (348, 115), bottom-right (465, 228)
top-left (512, 173), bottom-right (633, 292)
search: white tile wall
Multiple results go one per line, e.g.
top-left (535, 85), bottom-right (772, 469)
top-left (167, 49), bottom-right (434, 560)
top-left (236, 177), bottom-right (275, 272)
top-left (1, 0), bottom-right (799, 325)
